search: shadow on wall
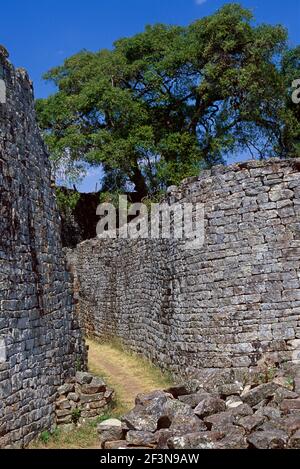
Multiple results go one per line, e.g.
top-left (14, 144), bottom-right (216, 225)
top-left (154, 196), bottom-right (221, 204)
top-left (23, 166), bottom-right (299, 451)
top-left (58, 188), bottom-right (143, 248)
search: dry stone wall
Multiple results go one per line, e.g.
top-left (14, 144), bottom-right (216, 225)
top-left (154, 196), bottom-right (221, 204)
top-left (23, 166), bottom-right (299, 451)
top-left (70, 159), bottom-right (300, 377)
top-left (0, 51), bottom-right (86, 447)
top-left (55, 371), bottom-right (114, 429)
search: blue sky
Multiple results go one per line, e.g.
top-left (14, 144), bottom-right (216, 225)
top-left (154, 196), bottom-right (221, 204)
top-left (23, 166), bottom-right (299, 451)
top-left (2, 0), bottom-right (300, 191)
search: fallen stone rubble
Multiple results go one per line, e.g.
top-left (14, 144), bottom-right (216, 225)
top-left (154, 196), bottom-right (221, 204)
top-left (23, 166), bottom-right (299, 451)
top-left (98, 364), bottom-right (300, 449)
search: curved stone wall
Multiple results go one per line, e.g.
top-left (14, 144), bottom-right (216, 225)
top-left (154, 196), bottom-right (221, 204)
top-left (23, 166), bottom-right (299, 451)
top-left (0, 52), bottom-right (86, 447)
top-left (70, 159), bottom-right (300, 377)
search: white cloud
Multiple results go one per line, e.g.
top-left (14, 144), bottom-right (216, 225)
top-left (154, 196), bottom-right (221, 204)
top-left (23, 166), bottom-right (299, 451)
top-left (195, 0), bottom-right (207, 5)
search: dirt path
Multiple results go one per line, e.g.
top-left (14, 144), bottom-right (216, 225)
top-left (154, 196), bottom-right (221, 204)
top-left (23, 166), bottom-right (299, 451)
top-left (87, 338), bottom-right (173, 414)
top-left (30, 339), bottom-right (173, 449)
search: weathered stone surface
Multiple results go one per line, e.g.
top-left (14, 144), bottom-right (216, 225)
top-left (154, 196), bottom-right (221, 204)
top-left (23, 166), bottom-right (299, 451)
top-left (136, 390), bottom-right (171, 407)
top-left (126, 431), bottom-right (158, 447)
top-left (98, 419), bottom-right (124, 448)
top-left (122, 406), bottom-right (159, 433)
top-left (0, 50), bottom-right (86, 448)
top-left (156, 429), bottom-right (175, 449)
top-left (68, 393), bottom-right (80, 403)
top-left (255, 406), bottom-right (281, 420)
top-left (165, 398), bottom-right (200, 420)
top-left (237, 415), bottom-right (265, 432)
top-left (79, 393), bottom-right (105, 404)
top-left (56, 415), bottom-right (72, 425)
top-left (179, 391), bottom-right (212, 408)
top-left (81, 382), bottom-right (106, 395)
top-left (104, 440), bottom-right (130, 449)
top-left (205, 411), bottom-right (235, 430)
top-left (258, 419), bottom-right (287, 433)
top-left (294, 377), bottom-right (300, 394)
top-left (194, 396), bottom-right (226, 418)
top-left (57, 384), bottom-right (75, 396)
top-left (3, 47), bottom-right (300, 450)
top-left (281, 414), bottom-right (300, 434)
top-left (215, 427), bottom-right (248, 450)
top-left (169, 414), bottom-right (207, 433)
top-left (281, 399), bottom-right (300, 413)
top-left (165, 382), bottom-right (202, 398)
top-left (56, 398), bottom-right (72, 410)
top-left (168, 431), bottom-right (223, 450)
top-left (98, 418), bottom-right (122, 431)
top-left (289, 429), bottom-right (300, 449)
top-left (247, 430), bottom-right (289, 449)
top-left (273, 387), bottom-right (298, 404)
top-left (230, 403), bottom-right (254, 417)
top-left (241, 383), bottom-right (278, 407)
top-left (269, 188), bottom-right (294, 202)
top-left (76, 372), bottom-right (93, 386)
top-left (218, 383), bottom-right (243, 397)
top-left (226, 396), bottom-right (243, 409)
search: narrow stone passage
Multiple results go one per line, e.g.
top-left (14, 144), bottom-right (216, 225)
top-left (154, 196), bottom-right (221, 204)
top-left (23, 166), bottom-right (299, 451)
top-left (87, 338), bottom-right (173, 414)
top-left (30, 339), bottom-right (173, 449)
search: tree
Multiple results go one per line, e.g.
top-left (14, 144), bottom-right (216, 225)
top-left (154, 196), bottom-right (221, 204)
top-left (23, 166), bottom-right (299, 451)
top-left (36, 3), bottom-right (296, 199)
top-left (280, 47), bottom-right (300, 157)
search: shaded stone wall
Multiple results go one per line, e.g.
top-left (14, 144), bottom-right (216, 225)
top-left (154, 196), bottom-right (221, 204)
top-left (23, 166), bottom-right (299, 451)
top-left (59, 189), bottom-right (141, 248)
top-left (0, 52), bottom-right (86, 447)
top-left (59, 189), bottom-right (102, 248)
top-left (70, 159), bottom-right (300, 377)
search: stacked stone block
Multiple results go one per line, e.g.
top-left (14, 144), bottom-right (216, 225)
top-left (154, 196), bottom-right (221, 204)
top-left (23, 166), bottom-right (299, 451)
top-left (56, 372), bottom-right (114, 428)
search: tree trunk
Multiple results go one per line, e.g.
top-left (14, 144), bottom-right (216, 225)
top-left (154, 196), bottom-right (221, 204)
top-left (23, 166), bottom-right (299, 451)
top-left (131, 165), bottom-right (148, 200)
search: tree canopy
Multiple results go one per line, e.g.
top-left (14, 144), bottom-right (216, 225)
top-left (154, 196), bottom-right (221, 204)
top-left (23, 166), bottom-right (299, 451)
top-left (36, 3), bottom-right (300, 199)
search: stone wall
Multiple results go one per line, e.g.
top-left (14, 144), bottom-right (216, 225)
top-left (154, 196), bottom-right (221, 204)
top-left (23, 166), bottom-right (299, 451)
top-left (0, 51), bottom-right (86, 447)
top-left (70, 159), bottom-right (300, 377)
top-left (55, 371), bottom-right (114, 429)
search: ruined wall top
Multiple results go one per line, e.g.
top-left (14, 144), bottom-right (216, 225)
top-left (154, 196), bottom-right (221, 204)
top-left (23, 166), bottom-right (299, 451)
top-left (0, 45), bottom-right (34, 105)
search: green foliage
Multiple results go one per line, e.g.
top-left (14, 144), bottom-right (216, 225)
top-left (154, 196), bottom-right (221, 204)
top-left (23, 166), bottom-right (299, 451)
top-left (75, 357), bottom-right (83, 372)
top-left (36, 3), bottom-right (299, 198)
top-left (39, 431), bottom-right (51, 445)
top-left (99, 189), bottom-right (126, 207)
top-left (39, 428), bottom-right (61, 446)
top-left (285, 376), bottom-right (294, 388)
top-left (280, 46), bottom-right (300, 157)
top-left (71, 407), bottom-right (82, 425)
top-left (55, 188), bottom-right (80, 211)
top-left (31, 416), bottom-right (116, 449)
top-left (258, 366), bottom-right (277, 384)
